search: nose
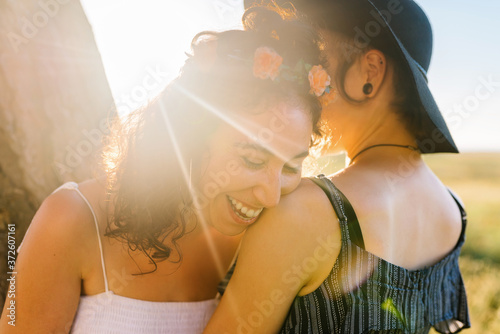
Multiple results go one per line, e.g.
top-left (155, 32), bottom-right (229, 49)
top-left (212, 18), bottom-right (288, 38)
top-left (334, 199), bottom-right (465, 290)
top-left (252, 169), bottom-right (282, 208)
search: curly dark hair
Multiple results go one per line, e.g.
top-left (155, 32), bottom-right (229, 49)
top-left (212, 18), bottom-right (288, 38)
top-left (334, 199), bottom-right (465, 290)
top-left (102, 4), bottom-right (326, 270)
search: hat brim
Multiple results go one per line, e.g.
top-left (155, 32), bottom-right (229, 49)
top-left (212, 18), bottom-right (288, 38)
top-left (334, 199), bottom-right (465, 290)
top-left (365, 0), bottom-right (458, 153)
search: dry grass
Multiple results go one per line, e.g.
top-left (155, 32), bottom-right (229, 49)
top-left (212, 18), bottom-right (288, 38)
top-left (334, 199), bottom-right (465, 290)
top-left (425, 153), bottom-right (500, 333)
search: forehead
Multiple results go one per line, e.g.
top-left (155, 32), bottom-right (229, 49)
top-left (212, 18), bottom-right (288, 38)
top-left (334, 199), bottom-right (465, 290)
top-left (213, 101), bottom-right (313, 157)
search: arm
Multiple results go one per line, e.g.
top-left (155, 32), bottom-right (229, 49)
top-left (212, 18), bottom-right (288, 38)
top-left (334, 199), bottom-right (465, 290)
top-left (0, 190), bottom-right (88, 333)
top-left (205, 179), bottom-right (341, 334)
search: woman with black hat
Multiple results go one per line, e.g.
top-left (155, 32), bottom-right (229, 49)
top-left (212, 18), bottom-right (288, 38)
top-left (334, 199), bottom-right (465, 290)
top-left (206, 1), bottom-right (470, 333)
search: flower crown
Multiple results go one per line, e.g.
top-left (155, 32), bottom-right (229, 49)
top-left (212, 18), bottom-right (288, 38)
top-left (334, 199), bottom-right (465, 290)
top-left (252, 46), bottom-right (335, 105)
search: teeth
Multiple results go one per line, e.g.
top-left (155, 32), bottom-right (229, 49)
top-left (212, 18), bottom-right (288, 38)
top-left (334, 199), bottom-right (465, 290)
top-left (228, 196), bottom-right (263, 220)
top-left (253, 208), bottom-right (263, 217)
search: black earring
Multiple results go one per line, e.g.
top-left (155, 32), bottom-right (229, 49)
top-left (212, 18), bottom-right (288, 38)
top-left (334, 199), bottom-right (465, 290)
top-left (363, 83), bottom-right (373, 95)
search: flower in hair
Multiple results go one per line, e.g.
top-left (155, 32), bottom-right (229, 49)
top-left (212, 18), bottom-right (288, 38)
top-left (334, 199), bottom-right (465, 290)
top-left (251, 47), bottom-right (333, 99)
top-left (253, 47), bottom-right (283, 80)
top-left (308, 65), bottom-right (331, 97)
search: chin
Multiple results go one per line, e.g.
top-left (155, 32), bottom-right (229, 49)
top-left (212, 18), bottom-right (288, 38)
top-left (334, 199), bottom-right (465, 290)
top-left (211, 221), bottom-right (247, 236)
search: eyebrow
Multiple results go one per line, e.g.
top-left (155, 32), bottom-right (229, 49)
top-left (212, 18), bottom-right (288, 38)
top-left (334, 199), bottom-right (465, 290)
top-left (234, 142), bottom-right (310, 161)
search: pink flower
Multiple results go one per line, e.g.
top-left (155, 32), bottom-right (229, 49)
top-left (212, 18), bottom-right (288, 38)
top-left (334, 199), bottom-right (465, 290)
top-left (308, 65), bottom-right (331, 96)
top-left (253, 47), bottom-right (283, 81)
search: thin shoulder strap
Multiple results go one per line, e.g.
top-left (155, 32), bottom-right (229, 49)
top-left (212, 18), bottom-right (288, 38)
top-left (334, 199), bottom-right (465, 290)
top-left (447, 188), bottom-right (467, 219)
top-left (309, 175), bottom-right (365, 249)
top-left (55, 182), bottom-right (110, 292)
top-left (447, 187), bottom-right (468, 244)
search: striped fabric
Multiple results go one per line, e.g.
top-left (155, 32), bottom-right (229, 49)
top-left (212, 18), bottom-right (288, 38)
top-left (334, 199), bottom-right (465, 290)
top-left (218, 175), bottom-right (470, 333)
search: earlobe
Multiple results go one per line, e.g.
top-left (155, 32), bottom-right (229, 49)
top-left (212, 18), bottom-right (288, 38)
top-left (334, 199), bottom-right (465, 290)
top-left (362, 50), bottom-right (386, 97)
top-left (362, 83), bottom-right (373, 95)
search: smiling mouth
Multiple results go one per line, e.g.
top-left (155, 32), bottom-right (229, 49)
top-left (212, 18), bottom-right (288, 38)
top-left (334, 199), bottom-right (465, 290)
top-left (227, 196), bottom-right (263, 220)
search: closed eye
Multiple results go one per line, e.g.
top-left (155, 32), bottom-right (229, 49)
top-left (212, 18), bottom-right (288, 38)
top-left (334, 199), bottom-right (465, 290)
top-left (242, 156), bottom-right (266, 169)
top-left (283, 163), bottom-right (301, 174)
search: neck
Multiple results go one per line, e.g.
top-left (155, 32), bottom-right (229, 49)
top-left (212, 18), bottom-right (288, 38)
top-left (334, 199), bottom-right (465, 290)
top-left (348, 143), bottom-right (419, 166)
top-left (343, 112), bottom-right (417, 160)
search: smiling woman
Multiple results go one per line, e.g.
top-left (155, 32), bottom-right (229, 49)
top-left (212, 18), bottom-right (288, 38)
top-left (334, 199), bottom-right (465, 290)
top-left (197, 101), bottom-right (313, 235)
top-left (0, 4), bottom-right (329, 333)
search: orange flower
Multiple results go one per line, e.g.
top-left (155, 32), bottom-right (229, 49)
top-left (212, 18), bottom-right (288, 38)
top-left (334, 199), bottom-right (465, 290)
top-left (308, 65), bottom-right (331, 97)
top-left (253, 47), bottom-right (283, 81)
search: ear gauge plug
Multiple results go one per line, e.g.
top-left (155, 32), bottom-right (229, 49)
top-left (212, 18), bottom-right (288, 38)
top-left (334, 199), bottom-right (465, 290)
top-left (363, 83), bottom-right (373, 95)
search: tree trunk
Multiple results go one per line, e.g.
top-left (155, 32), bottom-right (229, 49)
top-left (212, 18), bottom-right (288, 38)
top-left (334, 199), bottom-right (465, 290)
top-left (0, 0), bottom-right (115, 309)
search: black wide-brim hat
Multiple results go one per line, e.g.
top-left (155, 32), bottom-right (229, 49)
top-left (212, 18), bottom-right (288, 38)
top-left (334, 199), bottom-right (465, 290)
top-left (244, 0), bottom-right (458, 153)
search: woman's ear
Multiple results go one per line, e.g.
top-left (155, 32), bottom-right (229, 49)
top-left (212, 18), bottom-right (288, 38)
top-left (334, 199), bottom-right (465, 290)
top-left (362, 49), bottom-right (386, 97)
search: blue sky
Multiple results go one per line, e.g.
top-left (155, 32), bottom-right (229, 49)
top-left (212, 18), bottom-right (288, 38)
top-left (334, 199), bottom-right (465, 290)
top-left (81, 0), bottom-right (500, 152)
top-left (416, 0), bottom-right (500, 152)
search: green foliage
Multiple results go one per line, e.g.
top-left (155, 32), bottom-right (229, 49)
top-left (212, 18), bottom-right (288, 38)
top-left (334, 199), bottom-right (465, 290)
top-left (382, 298), bottom-right (407, 329)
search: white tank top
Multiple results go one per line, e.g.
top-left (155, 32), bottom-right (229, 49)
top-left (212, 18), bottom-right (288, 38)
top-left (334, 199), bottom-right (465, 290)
top-left (54, 182), bottom-right (218, 334)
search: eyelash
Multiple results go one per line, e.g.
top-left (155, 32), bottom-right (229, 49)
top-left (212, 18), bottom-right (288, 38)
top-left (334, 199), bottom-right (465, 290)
top-left (242, 157), bottom-right (301, 174)
top-left (242, 157), bottom-right (265, 169)
top-left (284, 164), bottom-right (301, 174)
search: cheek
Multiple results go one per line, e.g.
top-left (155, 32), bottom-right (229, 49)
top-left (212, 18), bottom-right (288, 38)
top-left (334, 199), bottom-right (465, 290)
top-left (280, 174), bottom-right (302, 195)
top-left (199, 156), bottom-right (256, 197)
top-left (198, 156), bottom-right (235, 197)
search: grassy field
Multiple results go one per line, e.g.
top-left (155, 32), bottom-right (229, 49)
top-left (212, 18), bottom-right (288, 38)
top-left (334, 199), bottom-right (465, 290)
top-left (316, 152), bottom-right (500, 333)
top-left (425, 153), bottom-right (500, 334)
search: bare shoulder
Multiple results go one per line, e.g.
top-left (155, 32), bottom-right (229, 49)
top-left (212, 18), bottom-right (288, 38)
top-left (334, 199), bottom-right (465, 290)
top-left (328, 164), bottom-right (399, 218)
top-left (240, 178), bottom-right (341, 294)
top-left (247, 178), bottom-right (339, 239)
top-left (20, 180), bottom-right (102, 262)
top-left (328, 166), bottom-right (368, 198)
top-left (328, 162), bottom-right (464, 269)
top-left (3, 182), bottom-right (103, 332)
